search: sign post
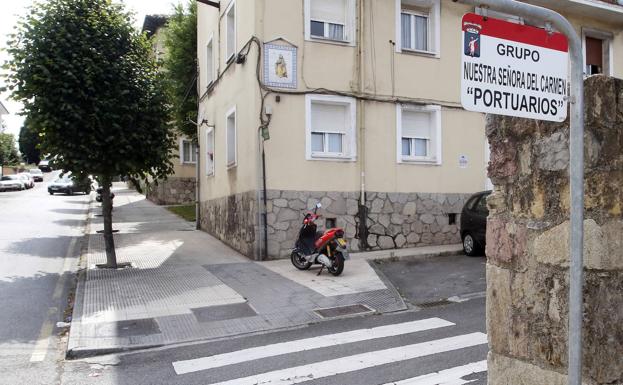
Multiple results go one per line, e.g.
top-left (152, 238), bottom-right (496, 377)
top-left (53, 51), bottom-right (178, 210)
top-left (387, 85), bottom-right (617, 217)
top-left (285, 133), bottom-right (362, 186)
top-left (457, 1), bottom-right (585, 385)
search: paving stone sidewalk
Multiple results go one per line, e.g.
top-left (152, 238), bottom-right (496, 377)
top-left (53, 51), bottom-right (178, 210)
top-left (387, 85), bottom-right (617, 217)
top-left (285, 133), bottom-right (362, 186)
top-left (67, 184), bottom-right (454, 358)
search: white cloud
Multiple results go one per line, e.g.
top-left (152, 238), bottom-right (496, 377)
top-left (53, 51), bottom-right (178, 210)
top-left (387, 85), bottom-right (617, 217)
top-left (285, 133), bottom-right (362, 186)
top-left (0, 0), bottom-right (179, 137)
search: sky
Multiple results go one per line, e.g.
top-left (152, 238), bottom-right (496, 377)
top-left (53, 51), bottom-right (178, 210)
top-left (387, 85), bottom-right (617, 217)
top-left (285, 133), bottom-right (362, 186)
top-left (0, 0), bottom-right (180, 138)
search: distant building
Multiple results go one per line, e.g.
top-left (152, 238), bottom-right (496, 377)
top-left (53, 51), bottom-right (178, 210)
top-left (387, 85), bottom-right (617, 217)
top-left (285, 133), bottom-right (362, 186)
top-left (0, 101), bottom-right (8, 131)
top-left (141, 15), bottom-right (197, 205)
top-left (196, 0), bottom-right (623, 260)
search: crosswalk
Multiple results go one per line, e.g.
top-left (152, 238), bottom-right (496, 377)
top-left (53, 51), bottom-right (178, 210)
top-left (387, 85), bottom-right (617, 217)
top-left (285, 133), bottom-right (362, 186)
top-left (171, 317), bottom-right (487, 385)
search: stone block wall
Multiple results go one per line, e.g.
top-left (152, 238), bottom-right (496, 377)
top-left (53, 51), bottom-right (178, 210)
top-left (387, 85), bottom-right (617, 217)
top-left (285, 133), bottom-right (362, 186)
top-left (265, 189), bottom-right (470, 258)
top-left (145, 177), bottom-right (196, 205)
top-left (199, 191), bottom-right (258, 259)
top-left (485, 76), bottom-right (623, 385)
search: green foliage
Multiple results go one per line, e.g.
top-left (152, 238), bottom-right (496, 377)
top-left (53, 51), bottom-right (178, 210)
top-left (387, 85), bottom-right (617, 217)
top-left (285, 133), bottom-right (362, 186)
top-left (0, 132), bottom-right (20, 165)
top-left (18, 117), bottom-right (41, 164)
top-left (166, 204), bottom-right (196, 222)
top-left (163, 1), bottom-right (198, 139)
top-left (4, 0), bottom-right (176, 181)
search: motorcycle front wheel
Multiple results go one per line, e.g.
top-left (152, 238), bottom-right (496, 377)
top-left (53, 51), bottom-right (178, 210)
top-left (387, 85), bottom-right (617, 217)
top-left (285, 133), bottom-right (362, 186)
top-left (328, 252), bottom-right (345, 276)
top-left (291, 251), bottom-right (312, 270)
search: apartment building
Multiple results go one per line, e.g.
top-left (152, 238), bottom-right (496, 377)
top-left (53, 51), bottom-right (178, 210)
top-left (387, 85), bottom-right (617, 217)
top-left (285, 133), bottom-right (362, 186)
top-left (196, 0), bottom-right (623, 259)
top-left (0, 101), bottom-right (8, 130)
top-left (141, 15), bottom-right (197, 205)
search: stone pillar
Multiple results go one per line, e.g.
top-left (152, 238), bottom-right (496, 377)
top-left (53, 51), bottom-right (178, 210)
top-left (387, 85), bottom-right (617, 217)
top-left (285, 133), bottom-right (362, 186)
top-left (486, 76), bottom-right (623, 384)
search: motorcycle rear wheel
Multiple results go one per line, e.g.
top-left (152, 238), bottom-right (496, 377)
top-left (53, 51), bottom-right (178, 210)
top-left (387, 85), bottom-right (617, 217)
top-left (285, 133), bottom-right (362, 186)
top-left (328, 253), bottom-right (345, 276)
top-left (291, 251), bottom-right (312, 270)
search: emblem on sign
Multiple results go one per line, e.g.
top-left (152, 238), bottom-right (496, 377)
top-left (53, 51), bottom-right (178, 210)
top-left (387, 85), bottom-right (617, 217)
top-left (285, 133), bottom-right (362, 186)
top-left (463, 23), bottom-right (481, 58)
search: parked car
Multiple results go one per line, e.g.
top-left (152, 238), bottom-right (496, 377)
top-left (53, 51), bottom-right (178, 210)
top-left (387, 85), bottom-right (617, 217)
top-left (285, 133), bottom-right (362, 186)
top-left (17, 173), bottom-right (35, 189)
top-left (460, 190), bottom-right (492, 256)
top-left (38, 159), bottom-right (52, 172)
top-left (0, 175), bottom-right (26, 191)
top-left (29, 168), bottom-right (44, 182)
top-left (48, 176), bottom-right (91, 195)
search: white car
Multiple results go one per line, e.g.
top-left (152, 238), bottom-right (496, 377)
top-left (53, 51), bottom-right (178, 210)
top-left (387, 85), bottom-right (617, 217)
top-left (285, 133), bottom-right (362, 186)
top-left (29, 168), bottom-right (44, 182)
top-left (17, 173), bottom-right (35, 189)
top-left (0, 175), bottom-right (26, 191)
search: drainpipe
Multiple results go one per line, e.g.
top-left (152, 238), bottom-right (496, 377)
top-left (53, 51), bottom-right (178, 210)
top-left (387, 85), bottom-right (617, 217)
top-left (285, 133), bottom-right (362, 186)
top-left (358, 0), bottom-right (366, 207)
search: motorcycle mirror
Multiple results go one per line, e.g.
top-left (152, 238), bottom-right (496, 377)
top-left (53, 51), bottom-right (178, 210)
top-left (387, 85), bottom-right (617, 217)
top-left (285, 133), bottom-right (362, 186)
top-left (316, 203), bottom-right (322, 209)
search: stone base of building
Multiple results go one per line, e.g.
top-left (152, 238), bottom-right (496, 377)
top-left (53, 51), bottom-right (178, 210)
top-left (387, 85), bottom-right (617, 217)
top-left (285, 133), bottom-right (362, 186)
top-left (199, 191), bottom-right (258, 259)
top-left (199, 189), bottom-right (470, 260)
top-left (487, 352), bottom-right (568, 385)
top-left (145, 177), bottom-right (196, 205)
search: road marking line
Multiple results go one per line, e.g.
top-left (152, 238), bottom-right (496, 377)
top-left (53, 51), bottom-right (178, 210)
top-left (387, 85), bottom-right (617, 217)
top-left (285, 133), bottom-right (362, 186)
top-left (383, 360), bottom-right (488, 385)
top-left (173, 317), bottom-right (455, 375)
top-left (30, 236), bottom-right (77, 362)
top-left (206, 333), bottom-right (487, 385)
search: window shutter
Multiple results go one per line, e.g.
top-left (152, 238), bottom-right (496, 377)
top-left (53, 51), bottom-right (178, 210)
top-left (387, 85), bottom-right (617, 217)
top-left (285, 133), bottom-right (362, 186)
top-left (586, 36), bottom-right (603, 67)
top-left (402, 110), bottom-right (431, 138)
top-left (207, 40), bottom-right (213, 83)
top-left (227, 114), bottom-right (236, 165)
top-left (311, 103), bottom-right (347, 133)
top-left (310, 0), bottom-right (346, 24)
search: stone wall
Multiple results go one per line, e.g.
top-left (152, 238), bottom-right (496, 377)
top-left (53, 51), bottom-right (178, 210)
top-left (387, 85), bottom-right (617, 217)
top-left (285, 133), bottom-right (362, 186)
top-left (145, 177), bottom-right (196, 205)
top-left (265, 189), bottom-right (470, 258)
top-left (485, 76), bottom-right (623, 385)
top-left (199, 191), bottom-right (258, 259)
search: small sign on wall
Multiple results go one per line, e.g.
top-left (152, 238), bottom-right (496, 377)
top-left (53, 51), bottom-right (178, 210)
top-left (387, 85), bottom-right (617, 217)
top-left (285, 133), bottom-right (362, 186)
top-left (263, 43), bottom-right (297, 89)
top-left (459, 154), bottom-right (469, 169)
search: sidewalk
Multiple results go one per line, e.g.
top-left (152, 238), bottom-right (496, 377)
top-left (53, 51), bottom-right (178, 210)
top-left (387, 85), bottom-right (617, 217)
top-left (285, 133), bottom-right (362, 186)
top-left (67, 184), bottom-right (456, 358)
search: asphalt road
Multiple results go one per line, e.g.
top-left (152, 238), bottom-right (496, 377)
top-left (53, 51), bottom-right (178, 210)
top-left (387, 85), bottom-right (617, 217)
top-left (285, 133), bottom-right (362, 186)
top-left (0, 171), bottom-right (89, 385)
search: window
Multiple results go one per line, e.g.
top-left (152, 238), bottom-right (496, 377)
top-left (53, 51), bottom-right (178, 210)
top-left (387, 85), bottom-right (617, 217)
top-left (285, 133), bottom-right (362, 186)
top-left (206, 128), bottom-right (214, 176)
top-left (225, 1), bottom-right (236, 61)
top-left (396, 104), bottom-right (441, 164)
top-left (306, 95), bottom-right (356, 160)
top-left (180, 139), bottom-right (198, 164)
top-left (396, 0), bottom-right (440, 56)
top-left (226, 107), bottom-right (236, 167)
top-left (305, 0), bottom-right (355, 44)
top-left (206, 36), bottom-right (214, 86)
top-left (583, 29), bottom-right (612, 76)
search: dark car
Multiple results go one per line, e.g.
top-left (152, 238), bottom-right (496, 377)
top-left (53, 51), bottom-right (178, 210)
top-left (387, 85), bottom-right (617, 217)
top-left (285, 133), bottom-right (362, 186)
top-left (460, 190), bottom-right (491, 256)
top-left (48, 176), bottom-right (91, 195)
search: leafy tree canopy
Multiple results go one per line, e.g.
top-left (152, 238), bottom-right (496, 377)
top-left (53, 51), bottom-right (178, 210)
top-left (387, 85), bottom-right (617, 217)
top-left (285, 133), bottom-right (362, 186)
top-left (3, 0), bottom-right (176, 181)
top-left (0, 132), bottom-right (20, 165)
top-left (163, 1), bottom-right (197, 139)
top-left (18, 116), bottom-right (41, 165)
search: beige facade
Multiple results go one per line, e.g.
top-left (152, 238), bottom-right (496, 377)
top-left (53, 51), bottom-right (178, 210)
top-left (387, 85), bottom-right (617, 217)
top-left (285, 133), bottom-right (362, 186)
top-left (197, 0), bottom-right (623, 259)
top-left (142, 15), bottom-right (197, 205)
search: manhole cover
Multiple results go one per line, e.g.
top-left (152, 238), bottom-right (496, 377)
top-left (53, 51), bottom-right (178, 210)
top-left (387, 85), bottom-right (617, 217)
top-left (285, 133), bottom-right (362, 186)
top-left (314, 304), bottom-right (374, 319)
top-left (417, 299), bottom-right (453, 308)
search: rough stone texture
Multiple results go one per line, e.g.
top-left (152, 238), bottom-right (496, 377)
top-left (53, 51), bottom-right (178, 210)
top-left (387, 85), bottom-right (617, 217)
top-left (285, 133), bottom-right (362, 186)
top-left (262, 190), bottom-right (470, 258)
top-left (199, 191), bottom-right (257, 259)
top-left (486, 76), bottom-right (623, 385)
top-left (144, 177), bottom-right (196, 205)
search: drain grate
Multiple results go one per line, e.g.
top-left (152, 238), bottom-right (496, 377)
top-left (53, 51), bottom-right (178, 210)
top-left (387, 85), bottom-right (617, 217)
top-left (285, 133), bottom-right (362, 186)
top-left (417, 299), bottom-right (453, 308)
top-left (314, 304), bottom-right (374, 319)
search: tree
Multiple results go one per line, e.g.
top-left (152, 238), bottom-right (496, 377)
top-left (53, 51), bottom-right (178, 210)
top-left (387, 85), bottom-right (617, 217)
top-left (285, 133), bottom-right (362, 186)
top-left (18, 117), bottom-right (41, 165)
top-left (4, 0), bottom-right (176, 268)
top-left (163, 1), bottom-right (197, 139)
top-left (0, 132), bottom-right (19, 166)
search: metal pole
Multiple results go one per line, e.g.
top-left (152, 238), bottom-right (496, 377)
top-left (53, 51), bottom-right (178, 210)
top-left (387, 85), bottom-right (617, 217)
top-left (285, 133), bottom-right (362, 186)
top-left (456, 2), bottom-right (584, 384)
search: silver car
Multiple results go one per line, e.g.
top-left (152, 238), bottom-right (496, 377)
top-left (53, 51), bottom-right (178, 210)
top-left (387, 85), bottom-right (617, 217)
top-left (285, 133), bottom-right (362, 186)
top-left (17, 173), bottom-right (35, 189)
top-left (0, 175), bottom-right (26, 191)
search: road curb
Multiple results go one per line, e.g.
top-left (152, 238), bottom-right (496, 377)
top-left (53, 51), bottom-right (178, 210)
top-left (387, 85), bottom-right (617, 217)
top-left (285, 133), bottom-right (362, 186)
top-left (369, 247), bottom-right (464, 265)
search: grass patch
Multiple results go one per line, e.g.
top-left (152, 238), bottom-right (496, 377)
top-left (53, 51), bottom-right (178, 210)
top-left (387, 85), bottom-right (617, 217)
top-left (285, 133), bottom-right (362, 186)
top-left (166, 204), bottom-right (196, 222)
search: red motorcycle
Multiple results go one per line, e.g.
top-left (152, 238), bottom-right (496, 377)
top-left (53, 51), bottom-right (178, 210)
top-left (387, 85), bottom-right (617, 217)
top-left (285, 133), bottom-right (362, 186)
top-left (290, 203), bottom-right (349, 276)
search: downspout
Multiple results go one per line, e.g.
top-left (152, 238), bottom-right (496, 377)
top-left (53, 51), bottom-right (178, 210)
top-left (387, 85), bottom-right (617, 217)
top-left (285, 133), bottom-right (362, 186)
top-left (356, 0), bottom-right (369, 251)
top-left (195, 67), bottom-right (201, 230)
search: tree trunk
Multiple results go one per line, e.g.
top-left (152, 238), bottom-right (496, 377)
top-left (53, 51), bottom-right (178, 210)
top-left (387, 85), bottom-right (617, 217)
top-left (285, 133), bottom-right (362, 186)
top-left (101, 176), bottom-right (117, 268)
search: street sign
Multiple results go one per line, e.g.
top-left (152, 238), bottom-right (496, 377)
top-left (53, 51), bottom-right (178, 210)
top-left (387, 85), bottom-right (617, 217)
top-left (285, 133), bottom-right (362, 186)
top-left (461, 13), bottom-right (569, 122)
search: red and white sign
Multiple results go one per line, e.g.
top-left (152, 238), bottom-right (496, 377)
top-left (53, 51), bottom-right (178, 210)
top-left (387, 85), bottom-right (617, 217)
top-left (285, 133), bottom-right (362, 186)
top-left (461, 13), bottom-right (569, 122)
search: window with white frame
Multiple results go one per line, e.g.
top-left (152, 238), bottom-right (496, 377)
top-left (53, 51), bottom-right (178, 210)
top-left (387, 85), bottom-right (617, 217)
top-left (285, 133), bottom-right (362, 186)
top-left (397, 105), bottom-right (441, 164)
top-left (305, 0), bottom-right (355, 44)
top-left (583, 28), bottom-right (613, 76)
top-left (206, 127), bottom-right (215, 176)
top-left (181, 139), bottom-right (198, 164)
top-left (396, 0), bottom-right (440, 55)
top-left (306, 95), bottom-right (356, 160)
top-left (206, 36), bottom-right (214, 86)
top-left (225, 1), bottom-right (236, 61)
top-left (226, 107), bottom-right (236, 167)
